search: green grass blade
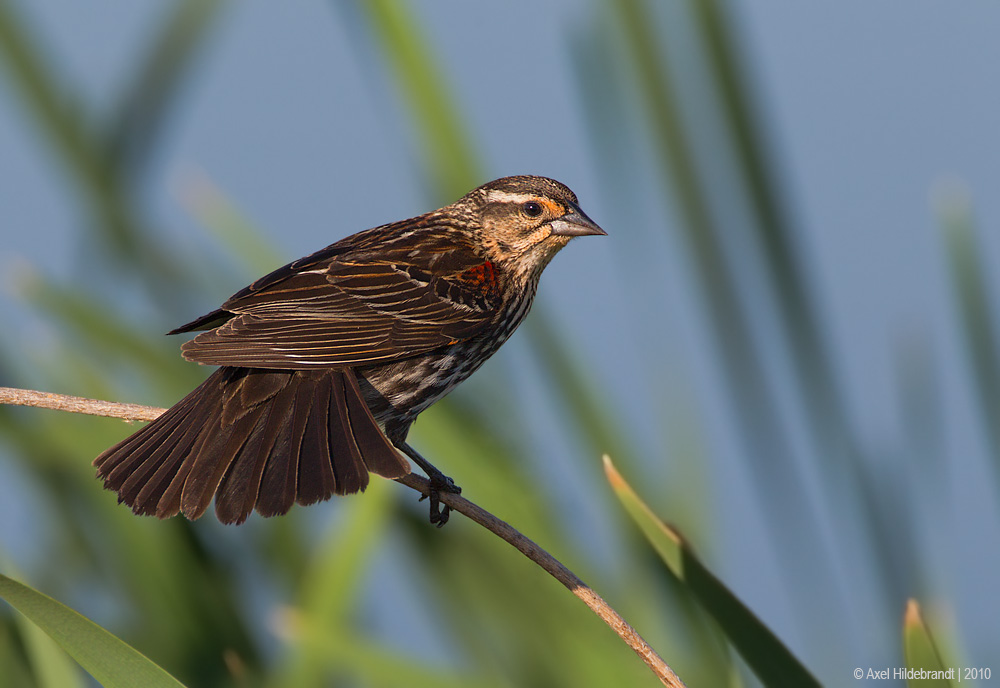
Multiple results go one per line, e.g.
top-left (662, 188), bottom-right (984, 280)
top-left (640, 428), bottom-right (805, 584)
top-left (0, 0), bottom-right (103, 192)
top-left (0, 615), bottom-right (35, 688)
top-left (525, 312), bottom-right (638, 468)
top-left (179, 173), bottom-right (285, 275)
top-left (0, 1), bottom-right (137, 256)
top-left (274, 624), bottom-right (494, 688)
top-left (604, 456), bottom-right (819, 688)
top-left (611, 0), bottom-right (855, 652)
top-left (361, 0), bottom-right (482, 200)
top-left (15, 603), bottom-right (85, 688)
top-left (0, 573), bottom-right (186, 688)
top-left (902, 600), bottom-right (954, 687)
top-left (267, 481), bottom-right (393, 687)
top-left (107, 0), bottom-right (228, 176)
top-left (19, 276), bottom-right (200, 396)
top-left (0, 0), bottom-right (192, 280)
top-left (693, 0), bottom-right (841, 414)
top-left (1, 556), bottom-right (85, 688)
top-left (940, 190), bottom-right (1000, 478)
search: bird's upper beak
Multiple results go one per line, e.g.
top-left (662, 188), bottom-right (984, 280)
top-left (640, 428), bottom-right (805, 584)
top-left (549, 202), bottom-right (607, 237)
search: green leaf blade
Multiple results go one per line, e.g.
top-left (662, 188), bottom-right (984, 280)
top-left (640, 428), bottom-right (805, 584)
top-left (604, 456), bottom-right (819, 688)
top-left (0, 573), bottom-right (186, 688)
top-left (903, 600), bottom-right (954, 687)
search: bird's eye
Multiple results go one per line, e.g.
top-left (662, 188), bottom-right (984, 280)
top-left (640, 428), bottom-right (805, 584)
top-left (522, 201), bottom-right (543, 218)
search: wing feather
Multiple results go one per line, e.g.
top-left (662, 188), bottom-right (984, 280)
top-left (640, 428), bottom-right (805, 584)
top-left (178, 227), bottom-right (501, 369)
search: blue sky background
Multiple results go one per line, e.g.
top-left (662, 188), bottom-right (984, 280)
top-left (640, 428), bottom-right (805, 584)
top-left (2, 1), bottom-right (999, 681)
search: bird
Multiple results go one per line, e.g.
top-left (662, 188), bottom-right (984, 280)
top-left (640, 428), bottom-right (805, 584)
top-left (94, 175), bottom-right (605, 526)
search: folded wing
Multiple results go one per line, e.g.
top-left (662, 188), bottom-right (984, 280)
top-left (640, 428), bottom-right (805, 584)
top-left (176, 227), bottom-right (501, 369)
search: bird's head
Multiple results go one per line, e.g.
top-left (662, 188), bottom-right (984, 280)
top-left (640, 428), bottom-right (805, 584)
top-left (452, 176), bottom-right (606, 283)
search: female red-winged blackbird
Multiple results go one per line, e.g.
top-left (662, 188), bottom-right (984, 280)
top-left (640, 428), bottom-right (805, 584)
top-left (94, 176), bottom-right (605, 525)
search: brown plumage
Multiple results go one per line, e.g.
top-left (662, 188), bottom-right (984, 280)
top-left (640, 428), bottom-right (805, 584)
top-left (94, 175), bottom-right (605, 525)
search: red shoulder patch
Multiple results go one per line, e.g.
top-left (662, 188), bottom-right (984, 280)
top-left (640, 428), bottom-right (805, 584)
top-left (458, 260), bottom-right (499, 296)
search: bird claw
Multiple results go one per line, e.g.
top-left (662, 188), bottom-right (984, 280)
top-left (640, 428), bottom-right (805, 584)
top-left (420, 473), bottom-right (461, 527)
top-left (397, 442), bottom-right (461, 527)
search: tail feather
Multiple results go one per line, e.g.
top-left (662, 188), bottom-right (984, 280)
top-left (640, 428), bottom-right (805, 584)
top-left (95, 374), bottom-right (210, 494)
top-left (154, 404), bottom-right (224, 519)
top-left (342, 371), bottom-right (410, 478)
top-left (213, 402), bottom-right (277, 524)
top-left (295, 372), bottom-right (339, 506)
top-left (96, 400), bottom-right (186, 484)
top-left (93, 366), bottom-right (411, 524)
top-left (214, 381), bottom-right (295, 524)
top-left (327, 370), bottom-right (369, 496)
top-left (133, 425), bottom-right (202, 517)
top-left (118, 426), bottom-right (192, 514)
top-left (104, 416), bottom-right (182, 491)
top-left (179, 403), bottom-right (257, 521)
top-left (253, 376), bottom-right (315, 518)
top-left (116, 388), bottom-right (208, 511)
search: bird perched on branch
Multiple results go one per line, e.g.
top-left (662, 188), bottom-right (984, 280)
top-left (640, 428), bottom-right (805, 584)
top-left (94, 175), bottom-right (605, 526)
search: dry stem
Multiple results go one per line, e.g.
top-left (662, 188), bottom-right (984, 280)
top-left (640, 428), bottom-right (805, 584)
top-left (0, 385), bottom-right (685, 687)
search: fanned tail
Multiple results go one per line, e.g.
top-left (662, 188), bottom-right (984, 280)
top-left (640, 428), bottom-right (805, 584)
top-left (93, 367), bottom-right (410, 524)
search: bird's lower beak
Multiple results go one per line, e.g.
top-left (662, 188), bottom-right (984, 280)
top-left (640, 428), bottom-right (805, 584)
top-left (549, 202), bottom-right (607, 237)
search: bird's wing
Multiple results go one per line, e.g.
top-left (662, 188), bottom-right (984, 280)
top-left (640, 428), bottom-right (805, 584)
top-left (175, 225), bottom-right (503, 369)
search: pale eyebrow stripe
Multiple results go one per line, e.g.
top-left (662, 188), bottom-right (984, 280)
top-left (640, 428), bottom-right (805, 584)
top-left (485, 190), bottom-right (540, 204)
top-left (484, 190), bottom-right (565, 217)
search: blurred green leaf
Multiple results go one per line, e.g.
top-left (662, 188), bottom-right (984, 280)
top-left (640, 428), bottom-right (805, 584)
top-left (526, 312), bottom-right (638, 468)
top-left (692, 0), bottom-right (841, 418)
top-left (605, 456), bottom-right (819, 688)
top-left (361, 0), bottom-right (481, 200)
top-left (0, 615), bottom-right (34, 688)
top-left (940, 189), bottom-right (1000, 479)
top-left (279, 625), bottom-right (492, 688)
top-left (0, 573), bottom-right (186, 688)
top-left (1, 554), bottom-right (85, 688)
top-left (902, 600), bottom-right (953, 687)
top-left (611, 0), bottom-right (868, 657)
top-left (0, 0), bottom-right (193, 284)
top-left (108, 0), bottom-right (228, 177)
top-left (15, 598), bottom-right (85, 688)
top-left (0, 1), bottom-right (134, 256)
top-left (22, 277), bottom-right (190, 383)
top-left (268, 481), bottom-right (394, 687)
top-left (179, 173), bottom-right (286, 276)
top-left (0, 1), bottom-right (103, 196)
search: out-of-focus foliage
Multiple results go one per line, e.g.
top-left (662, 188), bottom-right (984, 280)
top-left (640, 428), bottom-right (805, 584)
top-left (0, 0), bottom-right (996, 686)
top-left (902, 601), bottom-right (953, 688)
top-left (604, 456), bottom-right (818, 688)
top-left (0, 573), bottom-right (184, 688)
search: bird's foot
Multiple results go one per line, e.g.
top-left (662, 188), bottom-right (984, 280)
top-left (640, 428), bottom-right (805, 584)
top-left (418, 469), bottom-right (462, 527)
top-left (396, 441), bottom-right (462, 527)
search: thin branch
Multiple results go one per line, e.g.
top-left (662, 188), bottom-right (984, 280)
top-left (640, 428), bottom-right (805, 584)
top-left (0, 385), bottom-right (685, 688)
top-left (396, 474), bottom-right (680, 686)
top-left (0, 386), bottom-right (164, 422)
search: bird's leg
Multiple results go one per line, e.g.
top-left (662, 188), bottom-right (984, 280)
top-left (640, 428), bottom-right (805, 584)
top-left (395, 441), bottom-right (461, 527)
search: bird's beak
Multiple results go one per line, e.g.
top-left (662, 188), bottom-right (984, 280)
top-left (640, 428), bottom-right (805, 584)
top-left (549, 202), bottom-right (607, 237)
